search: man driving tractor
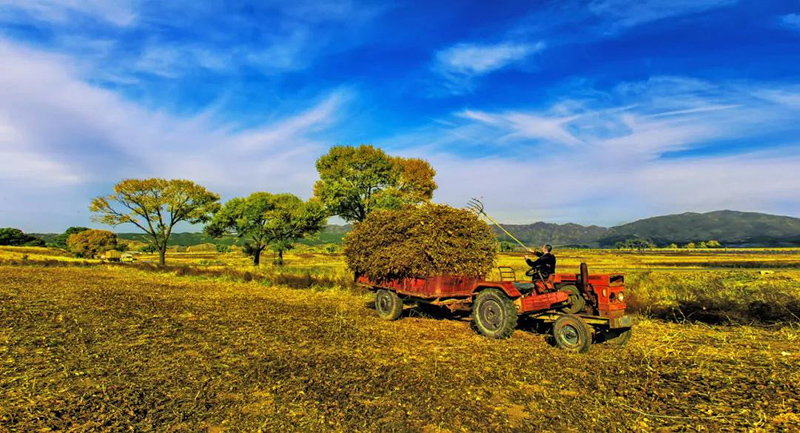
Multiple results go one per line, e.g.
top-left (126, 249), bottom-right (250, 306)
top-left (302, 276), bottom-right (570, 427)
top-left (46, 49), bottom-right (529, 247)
top-left (525, 244), bottom-right (556, 279)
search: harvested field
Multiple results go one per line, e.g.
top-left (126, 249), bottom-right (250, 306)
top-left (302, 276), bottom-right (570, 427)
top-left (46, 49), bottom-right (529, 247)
top-left (1, 265), bottom-right (799, 431)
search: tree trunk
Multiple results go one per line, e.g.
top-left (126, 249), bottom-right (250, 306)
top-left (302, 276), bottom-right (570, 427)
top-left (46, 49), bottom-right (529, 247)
top-left (276, 249), bottom-right (284, 266)
top-left (253, 249), bottom-right (261, 266)
top-left (159, 246), bottom-right (166, 265)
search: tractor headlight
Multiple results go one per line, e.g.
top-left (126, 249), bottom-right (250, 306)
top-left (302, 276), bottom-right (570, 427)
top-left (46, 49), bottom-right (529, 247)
top-left (618, 292), bottom-right (625, 302)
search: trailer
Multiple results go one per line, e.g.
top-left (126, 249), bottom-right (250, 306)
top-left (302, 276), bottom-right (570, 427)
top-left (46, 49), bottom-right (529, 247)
top-left (358, 263), bottom-right (632, 353)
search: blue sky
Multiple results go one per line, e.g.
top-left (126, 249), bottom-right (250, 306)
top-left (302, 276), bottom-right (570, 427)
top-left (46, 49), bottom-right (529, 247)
top-left (1, 0), bottom-right (800, 232)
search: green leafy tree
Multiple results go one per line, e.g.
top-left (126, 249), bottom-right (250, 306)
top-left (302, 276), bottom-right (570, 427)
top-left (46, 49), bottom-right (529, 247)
top-left (684, 242), bottom-right (696, 249)
top-left (698, 241), bottom-right (708, 249)
top-left (66, 229), bottom-right (117, 258)
top-left (51, 227), bottom-right (89, 249)
top-left (499, 241), bottom-right (516, 252)
top-left (615, 238), bottom-right (655, 252)
top-left (205, 193), bottom-right (326, 266)
top-left (668, 243), bottom-right (678, 249)
top-left (707, 240), bottom-right (722, 248)
top-left (0, 228), bottom-right (45, 246)
top-left (90, 179), bottom-right (221, 265)
top-left (313, 144), bottom-right (436, 222)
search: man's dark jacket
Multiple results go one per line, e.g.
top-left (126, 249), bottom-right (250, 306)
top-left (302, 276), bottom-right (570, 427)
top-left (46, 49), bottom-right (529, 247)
top-left (525, 251), bottom-right (556, 277)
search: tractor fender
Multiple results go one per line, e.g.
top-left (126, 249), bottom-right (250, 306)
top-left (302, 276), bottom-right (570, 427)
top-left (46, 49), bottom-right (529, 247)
top-left (472, 282), bottom-right (523, 299)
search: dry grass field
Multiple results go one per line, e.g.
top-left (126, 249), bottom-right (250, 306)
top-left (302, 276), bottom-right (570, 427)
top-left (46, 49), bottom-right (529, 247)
top-left (2, 246), bottom-right (800, 431)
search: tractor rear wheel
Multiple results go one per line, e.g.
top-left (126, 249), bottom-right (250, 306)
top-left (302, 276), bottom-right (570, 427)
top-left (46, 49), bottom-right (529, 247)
top-left (601, 328), bottom-right (632, 346)
top-left (552, 314), bottom-right (592, 353)
top-left (472, 289), bottom-right (518, 339)
top-left (375, 289), bottom-right (403, 321)
top-left (559, 285), bottom-right (586, 314)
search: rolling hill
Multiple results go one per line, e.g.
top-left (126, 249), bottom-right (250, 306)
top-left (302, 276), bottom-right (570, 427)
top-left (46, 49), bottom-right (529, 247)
top-left (598, 210), bottom-right (800, 247)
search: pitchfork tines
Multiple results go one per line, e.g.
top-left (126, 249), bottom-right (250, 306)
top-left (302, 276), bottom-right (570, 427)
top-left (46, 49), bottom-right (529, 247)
top-left (466, 197), bottom-right (485, 215)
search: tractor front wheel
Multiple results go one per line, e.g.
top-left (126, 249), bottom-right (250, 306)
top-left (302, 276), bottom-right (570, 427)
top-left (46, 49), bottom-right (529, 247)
top-left (552, 314), bottom-right (592, 353)
top-left (375, 289), bottom-right (403, 321)
top-left (472, 289), bottom-right (518, 339)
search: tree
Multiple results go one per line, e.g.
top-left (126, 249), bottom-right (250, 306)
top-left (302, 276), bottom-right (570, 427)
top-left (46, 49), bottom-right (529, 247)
top-left (313, 145), bottom-right (436, 222)
top-left (684, 242), bottom-right (696, 249)
top-left (0, 228), bottom-right (45, 246)
top-left (499, 241), bottom-right (516, 252)
top-left (615, 238), bottom-right (655, 252)
top-left (67, 229), bottom-right (117, 258)
top-left (205, 193), bottom-right (326, 266)
top-left (707, 240), bottom-right (722, 248)
top-left (52, 227), bottom-right (89, 249)
top-left (90, 179), bottom-right (220, 265)
top-left (668, 243), bottom-right (678, 249)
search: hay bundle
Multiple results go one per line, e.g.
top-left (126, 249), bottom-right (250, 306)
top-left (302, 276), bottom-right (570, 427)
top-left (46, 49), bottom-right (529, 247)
top-left (344, 204), bottom-right (497, 281)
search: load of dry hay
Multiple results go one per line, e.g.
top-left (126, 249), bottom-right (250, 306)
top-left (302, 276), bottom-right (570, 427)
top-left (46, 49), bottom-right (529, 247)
top-left (344, 204), bottom-right (497, 281)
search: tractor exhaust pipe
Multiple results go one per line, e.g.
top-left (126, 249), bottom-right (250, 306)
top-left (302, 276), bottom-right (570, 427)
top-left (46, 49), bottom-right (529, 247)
top-left (580, 262), bottom-right (589, 293)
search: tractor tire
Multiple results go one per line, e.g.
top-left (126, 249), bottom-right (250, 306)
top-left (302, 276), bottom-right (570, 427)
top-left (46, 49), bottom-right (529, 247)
top-left (601, 328), bottom-right (632, 347)
top-left (472, 289), bottom-right (518, 339)
top-left (375, 289), bottom-right (403, 321)
top-left (559, 285), bottom-right (586, 314)
top-left (552, 314), bottom-right (592, 353)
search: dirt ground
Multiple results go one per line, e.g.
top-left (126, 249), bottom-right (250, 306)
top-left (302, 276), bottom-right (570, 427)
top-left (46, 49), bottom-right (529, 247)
top-left (1, 265), bottom-right (799, 432)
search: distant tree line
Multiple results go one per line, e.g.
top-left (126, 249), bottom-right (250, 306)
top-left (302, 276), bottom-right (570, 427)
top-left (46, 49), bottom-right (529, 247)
top-left (615, 238), bottom-right (724, 251)
top-left (0, 228), bottom-right (45, 247)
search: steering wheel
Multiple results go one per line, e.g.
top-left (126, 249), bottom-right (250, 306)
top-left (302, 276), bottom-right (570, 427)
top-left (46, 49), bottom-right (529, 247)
top-left (525, 267), bottom-right (538, 277)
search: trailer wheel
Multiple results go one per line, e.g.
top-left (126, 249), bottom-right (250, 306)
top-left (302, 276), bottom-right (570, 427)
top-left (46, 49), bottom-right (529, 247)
top-left (552, 314), bottom-right (591, 353)
top-left (375, 289), bottom-right (403, 321)
top-left (472, 289), bottom-right (518, 339)
top-left (559, 285), bottom-right (585, 314)
top-left (601, 328), bottom-right (632, 346)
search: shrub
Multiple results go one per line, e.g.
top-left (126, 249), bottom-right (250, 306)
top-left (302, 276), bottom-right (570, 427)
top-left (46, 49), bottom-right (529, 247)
top-left (66, 229), bottom-right (118, 258)
top-left (344, 204), bottom-right (497, 281)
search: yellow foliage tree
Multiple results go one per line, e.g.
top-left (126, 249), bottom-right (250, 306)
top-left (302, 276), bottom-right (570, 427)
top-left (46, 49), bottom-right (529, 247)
top-left (90, 179), bottom-right (220, 265)
top-left (67, 229), bottom-right (117, 258)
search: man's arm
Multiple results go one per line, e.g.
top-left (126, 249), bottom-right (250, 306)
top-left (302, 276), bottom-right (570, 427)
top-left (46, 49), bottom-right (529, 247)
top-left (525, 253), bottom-right (545, 268)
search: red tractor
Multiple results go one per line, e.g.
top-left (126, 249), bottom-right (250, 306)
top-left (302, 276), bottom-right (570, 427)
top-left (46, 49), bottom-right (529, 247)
top-left (357, 262), bottom-right (632, 353)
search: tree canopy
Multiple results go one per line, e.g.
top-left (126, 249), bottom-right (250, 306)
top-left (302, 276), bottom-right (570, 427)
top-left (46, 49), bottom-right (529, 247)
top-left (67, 229), bottom-right (118, 258)
top-left (205, 193), bottom-right (326, 265)
top-left (313, 145), bottom-right (436, 222)
top-left (90, 178), bottom-right (220, 265)
top-left (51, 227), bottom-right (90, 249)
top-left (0, 228), bottom-right (45, 247)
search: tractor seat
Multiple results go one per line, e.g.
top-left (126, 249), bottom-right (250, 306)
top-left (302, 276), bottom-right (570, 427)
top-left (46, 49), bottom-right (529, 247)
top-left (513, 282), bottom-right (537, 292)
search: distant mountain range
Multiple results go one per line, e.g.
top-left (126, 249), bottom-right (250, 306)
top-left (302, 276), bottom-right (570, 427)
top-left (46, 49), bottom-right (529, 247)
top-left (598, 210), bottom-right (800, 247)
top-left (494, 210), bottom-right (800, 247)
top-left (29, 210), bottom-right (800, 247)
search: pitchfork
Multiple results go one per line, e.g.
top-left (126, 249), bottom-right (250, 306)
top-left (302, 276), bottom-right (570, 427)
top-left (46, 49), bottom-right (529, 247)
top-left (466, 198), bottom-right (533, 252)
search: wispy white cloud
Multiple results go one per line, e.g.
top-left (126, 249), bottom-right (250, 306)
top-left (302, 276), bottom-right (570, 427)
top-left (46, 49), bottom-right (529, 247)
top-left (0, 39), bottom-right (351, 231)
top-left (780, 13), bottom-right (800, 31)
top-left (435, 42), bottom-right (543, 75)
top-left (0, 0), bottom-right (138, 27)
top-left (588, 0), bottom-right (737, 29)
top-left (432, 41), bottom-right (545, 94)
